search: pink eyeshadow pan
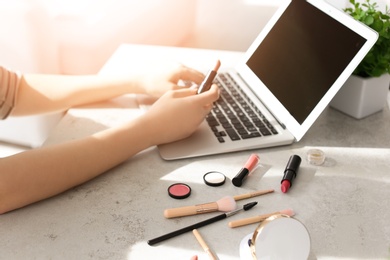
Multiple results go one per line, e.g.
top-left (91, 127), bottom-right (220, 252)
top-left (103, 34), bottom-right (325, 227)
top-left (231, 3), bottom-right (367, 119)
top-left (168, 183), bottom-right (191, 199)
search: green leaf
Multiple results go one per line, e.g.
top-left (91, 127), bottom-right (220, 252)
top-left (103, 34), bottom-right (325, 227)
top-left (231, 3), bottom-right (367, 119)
top-left (371, 18), bottom-right (383, 30)
top-left (364, 15), bottom-right (375, 25)
top-left (346, 0), bottom-right (390, 77)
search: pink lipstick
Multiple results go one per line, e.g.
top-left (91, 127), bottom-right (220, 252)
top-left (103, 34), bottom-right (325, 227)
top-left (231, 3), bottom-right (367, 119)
top-left (281, 155), bottom-right (301, 193)
top-left (197, 60), bottom-right (221, 94)
top-left (232, 154), bottom-right (260, 187)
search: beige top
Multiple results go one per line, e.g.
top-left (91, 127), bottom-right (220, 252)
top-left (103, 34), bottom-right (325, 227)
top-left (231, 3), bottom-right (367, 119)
top-left (0, 66), bottom-right (21, 119)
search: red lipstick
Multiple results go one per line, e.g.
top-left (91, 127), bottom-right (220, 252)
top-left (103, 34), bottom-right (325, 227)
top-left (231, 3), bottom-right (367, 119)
top-left (281, 155), bottom-right (301, 193)
top-left (232, 154), bottom-right (260, 187)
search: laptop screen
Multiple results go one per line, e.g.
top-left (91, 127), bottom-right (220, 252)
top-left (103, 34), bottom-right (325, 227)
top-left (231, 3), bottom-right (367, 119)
top-left (246, 0), bottom-right (367, 124)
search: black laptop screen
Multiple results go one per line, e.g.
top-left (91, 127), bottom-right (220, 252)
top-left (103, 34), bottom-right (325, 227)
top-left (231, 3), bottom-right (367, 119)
top-left (246, 0), bottom-right (367, 124)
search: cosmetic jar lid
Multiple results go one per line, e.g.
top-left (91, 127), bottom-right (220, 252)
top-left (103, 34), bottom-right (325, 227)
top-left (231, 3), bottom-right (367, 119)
top-left (203, 171), bottom-right (226, 187)
top-left (168, 183), bottom-right (191, 199)
top-left (307, 149), bottom-right (325, 166)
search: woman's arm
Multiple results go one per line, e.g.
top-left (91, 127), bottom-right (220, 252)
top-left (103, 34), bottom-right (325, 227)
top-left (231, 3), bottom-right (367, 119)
top-left (11, 63), bottom-right (204, 116)
top-left (0, 85), bottom-right (219, 214)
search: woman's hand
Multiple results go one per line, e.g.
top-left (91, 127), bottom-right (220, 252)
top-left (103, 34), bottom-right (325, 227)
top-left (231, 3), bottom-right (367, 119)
top-left (140, 84), bottom-right (220, 146)
top-left (137, 62), bottom-right (205, 98)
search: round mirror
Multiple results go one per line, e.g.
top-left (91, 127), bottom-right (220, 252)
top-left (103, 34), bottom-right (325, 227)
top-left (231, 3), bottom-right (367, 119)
top-left (239, 214), bottom-right (310, 260)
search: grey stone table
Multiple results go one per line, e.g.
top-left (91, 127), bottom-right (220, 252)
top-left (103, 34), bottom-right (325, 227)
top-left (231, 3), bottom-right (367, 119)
top-left (1, 44), bottom-right (389, 260)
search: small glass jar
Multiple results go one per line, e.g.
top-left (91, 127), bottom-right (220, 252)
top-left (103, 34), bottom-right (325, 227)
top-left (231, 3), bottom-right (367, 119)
top-left (307, 149), bottom-right (325, 166)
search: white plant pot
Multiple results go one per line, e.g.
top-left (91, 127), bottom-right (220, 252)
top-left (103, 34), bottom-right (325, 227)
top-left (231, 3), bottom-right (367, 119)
top-left (330, 74), bottom-right (390, 119)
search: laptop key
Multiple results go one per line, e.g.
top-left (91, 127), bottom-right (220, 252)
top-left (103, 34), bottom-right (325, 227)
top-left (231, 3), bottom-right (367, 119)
top-left (242, 132), bottom-right (261, 139)
top-left (207, 117), bottom-right (219, 127)
top-left (217, 137), bottom-right (225, 143)
top-left (226, 128), bottom-right (241, 141)
top-left (237, 129), bottom-right (248, 135)
top-left (259, 127), bottom-right (272, 136)
top-left (210, 126), bottom-right (218, 133)
top-left (270, 126), bottom-right (279, 135)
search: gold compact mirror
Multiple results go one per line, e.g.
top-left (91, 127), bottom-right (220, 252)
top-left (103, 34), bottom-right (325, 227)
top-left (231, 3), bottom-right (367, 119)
top-left (239, 214), bottom-right (311, 260)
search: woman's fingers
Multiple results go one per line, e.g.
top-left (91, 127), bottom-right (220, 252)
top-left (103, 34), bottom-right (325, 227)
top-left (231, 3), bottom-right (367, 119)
top-left (178, 66), bottom-right (205, 85)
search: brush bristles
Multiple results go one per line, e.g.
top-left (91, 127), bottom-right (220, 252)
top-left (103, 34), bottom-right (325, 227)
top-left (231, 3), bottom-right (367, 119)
top-left (280, 208), bottom-right (295, 216)
top-left (216, 196), bottom-right (236, 212)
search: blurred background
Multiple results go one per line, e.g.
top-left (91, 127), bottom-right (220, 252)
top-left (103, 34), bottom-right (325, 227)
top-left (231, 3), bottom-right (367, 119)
top-left (0, 0), bottom-right (363, 75)
top-left (0, 0), bottom-right (388, 150)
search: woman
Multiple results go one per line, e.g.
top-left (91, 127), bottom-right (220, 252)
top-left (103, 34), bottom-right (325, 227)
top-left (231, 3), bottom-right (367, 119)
top-left (0, 63), bottom-right (219, 214)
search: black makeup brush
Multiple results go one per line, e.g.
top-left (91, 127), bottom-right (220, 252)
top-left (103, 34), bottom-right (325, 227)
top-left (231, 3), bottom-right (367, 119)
top-left (148, 201), bottom-right (258, 246)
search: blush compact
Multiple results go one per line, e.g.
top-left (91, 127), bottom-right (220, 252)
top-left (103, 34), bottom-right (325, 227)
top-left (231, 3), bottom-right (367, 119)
top-left (167, 183), bottom-right (191, 199)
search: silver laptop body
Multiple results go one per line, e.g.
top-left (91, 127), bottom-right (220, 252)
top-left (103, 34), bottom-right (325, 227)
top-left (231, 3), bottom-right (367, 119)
top-left (158, 0), bottom-right (378, 160)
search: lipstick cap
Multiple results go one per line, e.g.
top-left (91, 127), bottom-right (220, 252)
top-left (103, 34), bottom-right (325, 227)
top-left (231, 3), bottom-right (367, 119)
top-left (281, 155), bottom-right (302, 187)
top-left (232, 168), bottom-right (249, 187)
top-left (286, 155), bottom-right (302, 173)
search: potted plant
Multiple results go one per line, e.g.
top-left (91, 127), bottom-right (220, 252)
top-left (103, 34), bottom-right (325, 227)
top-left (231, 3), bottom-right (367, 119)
top-left (330, 0), bottom-right (390, 119)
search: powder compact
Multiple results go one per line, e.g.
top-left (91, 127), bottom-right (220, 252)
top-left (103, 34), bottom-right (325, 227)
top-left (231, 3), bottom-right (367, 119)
top-left (203, 171), bottom-right (226, 187)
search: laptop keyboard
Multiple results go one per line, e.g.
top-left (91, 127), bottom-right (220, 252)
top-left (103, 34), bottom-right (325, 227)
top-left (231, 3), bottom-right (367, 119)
top-left (206, 72), bottom-right (278, 143)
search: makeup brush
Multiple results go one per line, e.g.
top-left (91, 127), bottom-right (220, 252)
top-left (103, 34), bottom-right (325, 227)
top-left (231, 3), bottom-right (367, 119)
top-left (193, 229), bottom-right (218, 260)
top-left (233, 189), bottom-right (274, 201)
top-left (148, 201), bottom-right (258, 246)
top-left (164, 196), bottom-right (236, 219)
top-left (228, 209), bottom-right (295, 228)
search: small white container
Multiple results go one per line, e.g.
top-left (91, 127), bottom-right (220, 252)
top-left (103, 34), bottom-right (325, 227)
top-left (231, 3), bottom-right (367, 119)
top-left (307, 149), bottom-right (325, 166)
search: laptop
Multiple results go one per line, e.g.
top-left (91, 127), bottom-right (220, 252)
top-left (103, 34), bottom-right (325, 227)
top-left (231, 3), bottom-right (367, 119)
top-left (158, 0), bottom-right (378, 160)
